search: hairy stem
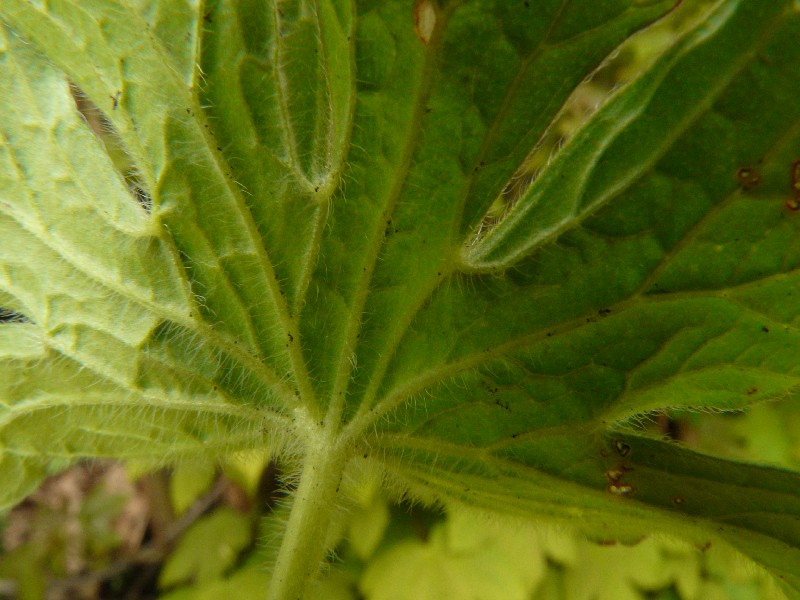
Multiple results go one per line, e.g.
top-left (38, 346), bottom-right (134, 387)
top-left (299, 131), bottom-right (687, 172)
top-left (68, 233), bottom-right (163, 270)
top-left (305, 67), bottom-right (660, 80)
top-left (267, 436), bottom-right (346, 600)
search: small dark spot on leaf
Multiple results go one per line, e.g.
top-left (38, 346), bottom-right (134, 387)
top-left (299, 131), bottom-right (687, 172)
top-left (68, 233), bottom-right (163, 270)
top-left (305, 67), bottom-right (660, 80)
top-left (735, 166), bottom-right (760, 190)
top-left (792, 159), bottom-right (800, 195)
top-left (217, 146), bottom-right (222, 151)
top-left (314, 186), bottom-right (320, 192)
top-left (110, 90), bottom-right (121, 110)
top-left (762, 325), bottom-right (770, 333)
top-left (287, 332), bottom-right (294, 343)
top-left (787, 159), bottom-right (800, 210)
top-left (598, 308), bottom-right (611, 315)
top-left (614, 439), bottom-right (631, 457)
top-left (673, 496), bottom-right (685, 505)
top-left (747, 387), bottom-right (758, 395)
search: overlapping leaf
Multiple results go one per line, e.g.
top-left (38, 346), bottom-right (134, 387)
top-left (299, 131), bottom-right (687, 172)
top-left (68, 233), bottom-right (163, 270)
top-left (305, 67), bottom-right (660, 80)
top-left (0, 24), bottom-right (290, 503)
top-left (3, 0), bottom-right (800, 595)
top-left (359, 0), bottom-right (800, 590)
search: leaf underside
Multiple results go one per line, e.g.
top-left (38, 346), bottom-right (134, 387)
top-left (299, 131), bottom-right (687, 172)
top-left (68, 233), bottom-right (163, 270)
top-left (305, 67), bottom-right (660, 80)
top-left (2, 0), bottom-right (800, 593)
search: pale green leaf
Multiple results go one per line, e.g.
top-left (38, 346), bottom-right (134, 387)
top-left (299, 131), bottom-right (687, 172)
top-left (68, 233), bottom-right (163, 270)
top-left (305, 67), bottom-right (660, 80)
top-left (360, 508), bottom-right (547, 600)
top-left (159, 507), bottom-right (252, 588)
top-left (170, 461), bottom-right (216, 516)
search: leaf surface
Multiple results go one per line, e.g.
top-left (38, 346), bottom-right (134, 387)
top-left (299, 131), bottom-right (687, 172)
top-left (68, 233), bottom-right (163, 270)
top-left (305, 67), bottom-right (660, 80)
top-left (3, 0), bottom-right (800, 594)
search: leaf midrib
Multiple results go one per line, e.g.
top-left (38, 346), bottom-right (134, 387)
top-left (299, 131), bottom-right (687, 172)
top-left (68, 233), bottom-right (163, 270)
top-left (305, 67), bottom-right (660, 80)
top-left (345, 0), bottom-right (576, 432)
top-left (354, 276), bottom-right (800, 446)
top-left (294, 0), bottom-right (358, 318)
top-left (0, 392), bottom-right (270, 428)
top-left (325, 6), bottom-right (453, 430)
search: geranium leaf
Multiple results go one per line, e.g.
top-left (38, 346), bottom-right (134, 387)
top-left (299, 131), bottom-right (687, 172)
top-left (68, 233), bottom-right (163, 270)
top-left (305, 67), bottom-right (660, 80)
top-left (3, 0), bottom-right (800, 597)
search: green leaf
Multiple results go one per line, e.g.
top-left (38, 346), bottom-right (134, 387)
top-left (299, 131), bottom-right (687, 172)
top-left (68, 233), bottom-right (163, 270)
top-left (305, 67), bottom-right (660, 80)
top-left (360, 507), bottom-right (548, 600)
top-left (159, 508), bottom-right (252, 588)
top-left (158, 566), bottom-right (272, 600)
top-left (3, 0), bottom-right (800, 597)
top-left (170, 461), bottom-right (216, 515)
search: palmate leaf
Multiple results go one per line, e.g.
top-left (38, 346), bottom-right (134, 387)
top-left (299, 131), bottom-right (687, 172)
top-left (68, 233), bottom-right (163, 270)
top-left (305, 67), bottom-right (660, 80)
top-left (3, 0), bottom-right (800, 597)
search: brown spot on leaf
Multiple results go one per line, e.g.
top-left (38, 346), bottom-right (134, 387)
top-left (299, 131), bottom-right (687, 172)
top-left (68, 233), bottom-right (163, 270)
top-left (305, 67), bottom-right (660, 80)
top-left (606, 482), bottom-right (636, 497)
top-left (787, 160), bottom-right (800, 210)
top-left (792, 159), bottom-right (800, 196)
top-left (413, 0), bottom-right (436, 45)
top-left (614, 439), bottom-right (631, 457)
top-left (698, 541), bottom-right (712, 552)
top-left (736, 166), bottom-right (760, 190)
